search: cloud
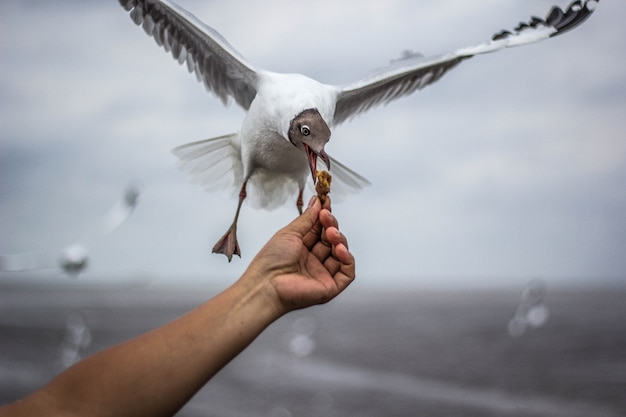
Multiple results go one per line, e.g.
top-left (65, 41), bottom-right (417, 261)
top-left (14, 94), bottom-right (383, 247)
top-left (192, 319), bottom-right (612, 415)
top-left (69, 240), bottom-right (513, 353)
top-left (1, 0), bottom-right (624, 288)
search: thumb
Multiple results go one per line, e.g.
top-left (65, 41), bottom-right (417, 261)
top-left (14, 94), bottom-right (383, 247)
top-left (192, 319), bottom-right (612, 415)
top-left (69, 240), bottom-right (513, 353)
top-left (287, 196), bottom-right (321, 237)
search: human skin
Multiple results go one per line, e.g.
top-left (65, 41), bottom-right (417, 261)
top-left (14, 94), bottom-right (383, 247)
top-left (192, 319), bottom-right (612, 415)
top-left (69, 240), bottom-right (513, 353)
top-left (0, 196), bottom-right (354, 417)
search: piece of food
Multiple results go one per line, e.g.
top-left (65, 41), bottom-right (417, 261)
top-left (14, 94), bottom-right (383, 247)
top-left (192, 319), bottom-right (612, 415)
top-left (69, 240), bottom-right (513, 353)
top-left (315, 170), bottom-right (332, 204)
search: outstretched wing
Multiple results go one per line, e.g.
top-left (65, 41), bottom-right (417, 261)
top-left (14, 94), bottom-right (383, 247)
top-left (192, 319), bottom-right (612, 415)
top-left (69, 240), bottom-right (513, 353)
top-left (333, 0), bottom-right (598, 125)
top-left (120, 0), bottom-right (260, 109)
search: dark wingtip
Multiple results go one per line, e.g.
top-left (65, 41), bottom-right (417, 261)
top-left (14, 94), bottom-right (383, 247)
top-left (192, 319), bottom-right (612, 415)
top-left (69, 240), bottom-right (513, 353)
top-left (491, 0), bottom-right (599, 41)
top-left (549, 0), bottom-right (599, 38)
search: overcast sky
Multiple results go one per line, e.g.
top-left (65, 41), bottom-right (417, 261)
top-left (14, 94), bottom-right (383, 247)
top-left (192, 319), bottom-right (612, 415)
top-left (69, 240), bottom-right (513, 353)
top-left (1, 0), bottom-right (624, 289)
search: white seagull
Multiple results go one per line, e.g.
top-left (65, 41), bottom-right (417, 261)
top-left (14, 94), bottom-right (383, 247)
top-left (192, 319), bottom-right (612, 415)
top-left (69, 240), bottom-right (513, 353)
top-left (0, 185), bottom-right (140, 278)
top-left (120, 0), bottom-right (598, 261)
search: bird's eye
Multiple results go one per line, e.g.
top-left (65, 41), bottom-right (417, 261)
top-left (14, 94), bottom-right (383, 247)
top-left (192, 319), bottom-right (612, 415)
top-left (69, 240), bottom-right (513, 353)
top-left (300, 125), bottom-right (311, 136)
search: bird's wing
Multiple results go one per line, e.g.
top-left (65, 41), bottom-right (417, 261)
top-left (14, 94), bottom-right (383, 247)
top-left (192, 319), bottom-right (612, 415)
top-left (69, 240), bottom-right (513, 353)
top-left (323, 156), bottom-right (371, 199)
top-left (333, 0), bottom-right (598, 125)
top-left (95, 185), bottom-right (141, 239)
top-left (0, 252), bottom-right (58, 272)
top-left (120, 0), bottom-right (260, 109)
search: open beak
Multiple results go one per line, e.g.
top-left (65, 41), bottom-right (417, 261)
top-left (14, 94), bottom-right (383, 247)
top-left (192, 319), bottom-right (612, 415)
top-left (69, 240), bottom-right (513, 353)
top-left (303, 144), bottom-right (331, 183)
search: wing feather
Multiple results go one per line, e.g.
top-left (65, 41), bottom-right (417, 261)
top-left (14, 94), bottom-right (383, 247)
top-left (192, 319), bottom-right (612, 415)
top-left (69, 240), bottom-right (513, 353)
top-left (120, 0), bottom-right (260, 109)
top-left (333, 0), bottom-right (598, 125)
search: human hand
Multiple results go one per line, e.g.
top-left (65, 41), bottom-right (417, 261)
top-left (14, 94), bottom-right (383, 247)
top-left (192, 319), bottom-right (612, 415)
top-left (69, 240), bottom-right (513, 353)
top-left (241, 196), bottom-right (355, 315)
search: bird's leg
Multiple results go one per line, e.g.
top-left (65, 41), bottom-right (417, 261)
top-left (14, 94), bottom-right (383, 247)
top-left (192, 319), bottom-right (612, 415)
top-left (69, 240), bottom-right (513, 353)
top-left (212, 181), bottom-right (247, 262)
top-left (296, 189), bottom-right (304, 215)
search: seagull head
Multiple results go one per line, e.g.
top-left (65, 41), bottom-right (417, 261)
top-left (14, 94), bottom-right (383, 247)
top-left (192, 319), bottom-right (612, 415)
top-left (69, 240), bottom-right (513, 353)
top-left (288, 108), bottom-right (331, 183)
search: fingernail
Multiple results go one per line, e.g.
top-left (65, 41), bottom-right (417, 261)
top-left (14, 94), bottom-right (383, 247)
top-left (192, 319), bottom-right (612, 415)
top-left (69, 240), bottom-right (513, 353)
top-left (307, 196), bottom-right (317, 208)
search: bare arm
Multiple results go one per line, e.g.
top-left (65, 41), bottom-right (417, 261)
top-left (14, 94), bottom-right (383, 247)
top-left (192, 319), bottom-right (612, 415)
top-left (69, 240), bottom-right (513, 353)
top-left (1, 196), bottom-right (354, 417)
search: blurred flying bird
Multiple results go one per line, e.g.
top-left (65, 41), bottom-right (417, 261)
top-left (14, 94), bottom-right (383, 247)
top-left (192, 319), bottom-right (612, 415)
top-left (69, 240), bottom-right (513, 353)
top-left (508, 279), bottom-right (550, 337)
top-left (0, 185), bottom-right (140, 278)
top-left (120, 0), bottom-right (598, 261)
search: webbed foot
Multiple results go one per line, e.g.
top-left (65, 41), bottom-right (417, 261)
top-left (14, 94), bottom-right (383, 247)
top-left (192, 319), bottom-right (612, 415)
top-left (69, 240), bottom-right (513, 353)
top-left (212, 225), bottom-right (241, 262)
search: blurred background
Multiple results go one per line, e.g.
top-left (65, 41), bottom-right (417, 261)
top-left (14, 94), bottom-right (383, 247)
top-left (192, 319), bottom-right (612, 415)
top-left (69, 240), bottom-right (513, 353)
top-left (1, 1), bottom-right (624, 416)
top-left (1, 0), bottom-right (624, 288)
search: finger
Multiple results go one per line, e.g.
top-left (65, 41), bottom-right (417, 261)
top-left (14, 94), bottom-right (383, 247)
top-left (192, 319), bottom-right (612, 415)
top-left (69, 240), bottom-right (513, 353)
top-left (324, 243), bottom-right (355, 289)
top-left (287, 198), bottom-right (321, 247)
top-left (310, 203), bottom-right (346, 261)
top-left (322, 195), bottom-right (332, 212)
top-left (302, 222), bottom-right (323, 250)
top-left (311, 235), bottom-right (332, 261)
top-left (312, 227), bottom-right (350, 272)
top-left (333, 243), bottom-right (354, 268)
top-left (319, 211), bottom-right (346, 258)
top-left (319, 209), bottom-right (338, 231)
top-left (319, 210), bottom-right (337, 246)
top-left (323, 226), bottom-right (347, 249)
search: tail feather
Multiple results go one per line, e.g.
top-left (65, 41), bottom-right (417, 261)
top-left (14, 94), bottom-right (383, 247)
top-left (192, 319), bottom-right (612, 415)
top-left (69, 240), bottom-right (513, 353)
top-left (171, 133), bottom-right (243, 193)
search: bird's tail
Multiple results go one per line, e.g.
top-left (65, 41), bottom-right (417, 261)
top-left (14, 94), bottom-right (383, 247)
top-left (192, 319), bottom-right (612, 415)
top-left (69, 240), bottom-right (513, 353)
top-left (171, 133), bottom-right (244, 196)
top-left (172, 133), bottom-right (371, 208)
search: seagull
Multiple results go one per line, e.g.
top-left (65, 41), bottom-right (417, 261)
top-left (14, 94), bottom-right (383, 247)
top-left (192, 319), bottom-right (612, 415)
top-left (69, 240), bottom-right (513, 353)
top-left (120, 0), bottom-right (598, 261)
top-left (0, 185), bottom-right (140, 278)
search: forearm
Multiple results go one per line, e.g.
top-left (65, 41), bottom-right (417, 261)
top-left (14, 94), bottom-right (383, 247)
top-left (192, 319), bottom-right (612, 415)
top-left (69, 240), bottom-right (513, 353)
top-left (1, 277), bottom-right (282, 417)
top-left (1, 199), bottom-right (354, 417)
